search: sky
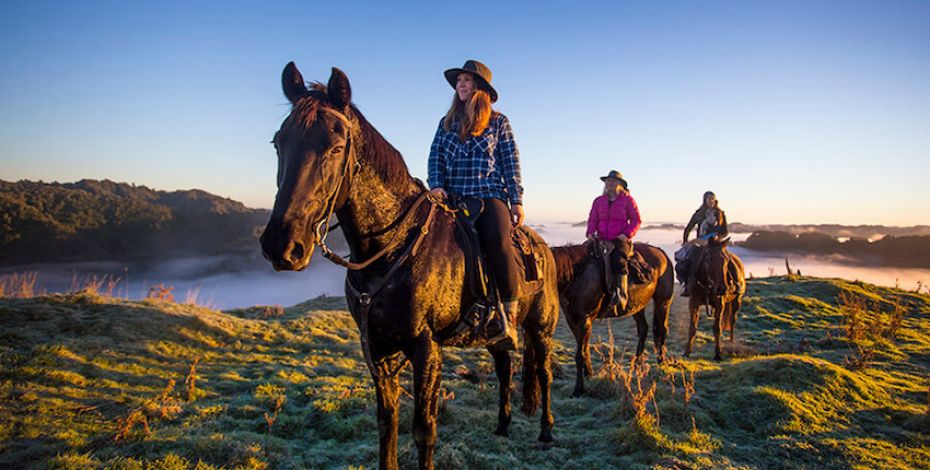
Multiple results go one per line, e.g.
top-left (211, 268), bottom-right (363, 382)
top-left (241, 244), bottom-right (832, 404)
top-left (1, 0), bottom-right (929, 225)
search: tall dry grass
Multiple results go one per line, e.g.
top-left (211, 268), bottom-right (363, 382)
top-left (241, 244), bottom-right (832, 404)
top-left (0, 272), bottom-right (38, 298)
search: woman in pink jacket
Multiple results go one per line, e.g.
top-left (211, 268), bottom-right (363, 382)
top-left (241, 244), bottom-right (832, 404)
top-left (586, 170), bottom-right (642, 314)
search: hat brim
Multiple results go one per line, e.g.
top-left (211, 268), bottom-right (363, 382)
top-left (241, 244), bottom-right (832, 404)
top-left (600, 176), bottom-right (629, 189)
top-left (444, 68), bottom-right (498, 103)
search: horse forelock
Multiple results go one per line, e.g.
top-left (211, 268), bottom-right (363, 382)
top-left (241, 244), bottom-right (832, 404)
top-left (277, 83), bottom-right (330, 139)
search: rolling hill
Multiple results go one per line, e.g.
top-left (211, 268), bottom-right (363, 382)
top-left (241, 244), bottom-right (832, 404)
top-left (0, 276), bottom-right (928, 469)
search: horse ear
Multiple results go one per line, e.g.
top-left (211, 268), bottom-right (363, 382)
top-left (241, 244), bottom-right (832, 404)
top-left (327, 67), bottom-right (352, 111)
top-left (282, 61), bottom-right (308, 105)
top-left (721, 237), bottom-right (731, 247)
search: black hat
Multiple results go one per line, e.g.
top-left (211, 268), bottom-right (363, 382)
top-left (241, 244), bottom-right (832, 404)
top-left (600, 170), bottom-right (628, 190)
top-left (444, 60), bottom-right (498, 103)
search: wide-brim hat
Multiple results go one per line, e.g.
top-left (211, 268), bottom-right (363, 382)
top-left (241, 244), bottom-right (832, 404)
top-left (600, 170), bottom-right (628, 189)
top-left (444, 60), bottom-right (498, 103)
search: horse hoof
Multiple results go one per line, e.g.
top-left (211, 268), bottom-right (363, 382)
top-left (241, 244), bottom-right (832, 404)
top-left (493, 427), bottom-right (510, 438)
top-left (714, 355), bottom-right (722, 362)
top-left (572, 389), bottom-right (583, 398)
top-left (536, 439), bottom-right (555, 450)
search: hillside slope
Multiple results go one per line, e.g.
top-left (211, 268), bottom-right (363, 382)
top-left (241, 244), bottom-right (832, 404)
top-left (0, 179), bottom-right (269, 265)
top-left (0, 277), bottom-right (928, 469)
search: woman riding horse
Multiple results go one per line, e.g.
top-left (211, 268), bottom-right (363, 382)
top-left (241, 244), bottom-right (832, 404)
top-left (428, 59), bottom-right (523, 349)
top-left (585, 170), bottom-right (642, 315)
top-left (676, 190), bottom-right (729, 296)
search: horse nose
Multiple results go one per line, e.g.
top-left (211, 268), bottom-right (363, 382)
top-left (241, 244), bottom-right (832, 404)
top-left (283, 240), bottom-right (305, 264)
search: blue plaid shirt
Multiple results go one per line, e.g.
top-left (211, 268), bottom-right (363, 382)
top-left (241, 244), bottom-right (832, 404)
top-left (427, 112), bottom-right (524, 206)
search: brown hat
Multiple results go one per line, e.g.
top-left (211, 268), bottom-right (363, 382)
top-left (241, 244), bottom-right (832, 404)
top-left (444, 60), bottom-right (498, 103)
top-left (600, 170), bottom-right (628, 190)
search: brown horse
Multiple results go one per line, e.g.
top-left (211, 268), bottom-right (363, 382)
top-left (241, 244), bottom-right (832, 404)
top-left (683, 238), bottom-right (746, 361)
top-left (259, 63), bottom-right (560, 470)
top-left (552, 241), bottom-right (674, 397)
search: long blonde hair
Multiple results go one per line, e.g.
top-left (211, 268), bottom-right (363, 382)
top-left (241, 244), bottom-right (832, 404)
top-left (443, 88), bottom-right (493, 140)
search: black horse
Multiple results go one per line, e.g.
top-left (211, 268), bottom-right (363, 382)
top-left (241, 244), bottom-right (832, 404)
top-left (682, 238), bottom-right (746, 361)
top-left (260, 63), bottom-right (560, 470)
top-left (552, 241), bottom-right (674, 396)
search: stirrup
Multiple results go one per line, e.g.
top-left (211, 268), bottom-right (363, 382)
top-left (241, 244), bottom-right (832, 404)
top-left (488, 303), bottom-right (518, 350)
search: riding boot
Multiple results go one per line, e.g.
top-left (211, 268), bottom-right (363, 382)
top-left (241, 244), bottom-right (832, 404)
top-left (488, 300), bottom-right (519, 350)
top-left (609, 273), bottom-right (629, 315)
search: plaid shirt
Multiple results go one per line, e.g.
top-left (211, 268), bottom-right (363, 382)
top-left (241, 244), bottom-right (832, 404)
top-left (427, 112), bottom-right (523, 205)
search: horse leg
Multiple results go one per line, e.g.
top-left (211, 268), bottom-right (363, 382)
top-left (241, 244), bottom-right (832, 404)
top-left (652, 295), bottom-right (672, 363)
top-left (633, 310), bottom-right (648, 358)
top-left (488, 345), bottom-right (513, 437)
top-left (729, 297), bottom-right (742, 342)
top-left (684, 298), bottom-right (700, 358)
top-left (372, 361), bottom-right (401, 470)
top-left (572, 316), bottom-right (593, 397)
top-left (713, 304), bottom-right (723, 361)
top-left (411, 336), bottom-right (442, 470)
top-left (528, 327), bottom-right (555, 445)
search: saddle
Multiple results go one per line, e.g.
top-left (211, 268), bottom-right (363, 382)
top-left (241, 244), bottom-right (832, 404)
top-left (438, 197), bottom-right (546, 345)
top-left (590, 239), bottom-right (654, 286)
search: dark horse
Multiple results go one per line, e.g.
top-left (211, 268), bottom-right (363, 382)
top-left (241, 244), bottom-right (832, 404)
top-left (260, 63), bottom-right (560, 470)
top-left (683, 238), bottom-right (746, 361)
top-left (552, 241), bottom-right (674, 397)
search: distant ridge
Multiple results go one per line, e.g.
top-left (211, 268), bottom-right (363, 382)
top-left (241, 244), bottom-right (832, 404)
top-left (574, 221), bottom-right (930, 238)
top-left (0, 179), bottom-right (270, 265)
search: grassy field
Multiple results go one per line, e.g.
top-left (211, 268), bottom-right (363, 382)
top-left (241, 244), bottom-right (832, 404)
top-left (0, 276), bottom-right (928, 469)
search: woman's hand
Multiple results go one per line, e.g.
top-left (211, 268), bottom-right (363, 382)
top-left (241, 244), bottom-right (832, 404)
top-left (511, 204), bottom-right (525, 227)
top-left (587, 234), bottom-right (597, 241)
top-left (429, 187), bottom-right (447, 199)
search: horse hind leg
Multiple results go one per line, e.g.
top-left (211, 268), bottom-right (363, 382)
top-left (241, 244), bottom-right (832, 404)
top-left (572, 316), bottom-right (593, 398)
top-left (530, 327), bottom-right (555, 446)
top-left (488, 345), bottom-right (513, 437)
top-left (713, 305), bottom-right (723, 361)
top-left (634, 311), bottom-right (648, 358)
top-left (652, 295), bottom-right (672, 363)
top-left (411, 335), bottom-right (442, 470)
top-left (729, 297), bottom-right (742, 342)
top-left (684, 298), bottom-right (700, 358)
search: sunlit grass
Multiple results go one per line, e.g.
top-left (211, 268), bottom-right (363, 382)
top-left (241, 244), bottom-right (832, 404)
top-left (0, 277), bottom-right (928, 468)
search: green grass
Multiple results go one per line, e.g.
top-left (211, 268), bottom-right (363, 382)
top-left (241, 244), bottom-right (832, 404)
top-left (1, 276), bottom-right (928, 469)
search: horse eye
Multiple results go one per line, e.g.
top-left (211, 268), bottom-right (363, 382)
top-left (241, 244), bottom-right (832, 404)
top-left (330, 145), bottom-right (345, 154)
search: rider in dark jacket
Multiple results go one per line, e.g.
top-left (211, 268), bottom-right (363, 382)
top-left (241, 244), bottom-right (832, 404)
top-left (676, 191), bottom-right (728, 296)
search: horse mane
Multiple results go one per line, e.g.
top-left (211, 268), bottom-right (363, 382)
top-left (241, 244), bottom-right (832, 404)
top-left (551, 244), bottom-right (589, 292)
top-left (351, 106), bottom-right (415, 187)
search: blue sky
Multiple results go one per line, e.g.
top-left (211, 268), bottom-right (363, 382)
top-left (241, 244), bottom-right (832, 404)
top-left (2, 1), bottom-right (929, 225)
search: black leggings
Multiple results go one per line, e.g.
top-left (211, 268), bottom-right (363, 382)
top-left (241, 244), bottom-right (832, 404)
top-left (476, 198), bottom-right (520, 302)
top-left (610, 238), bottom-right (632, 276)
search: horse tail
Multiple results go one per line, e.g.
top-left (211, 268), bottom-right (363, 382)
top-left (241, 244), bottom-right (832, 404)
top-left (521, 329), bottom-right (541, 416)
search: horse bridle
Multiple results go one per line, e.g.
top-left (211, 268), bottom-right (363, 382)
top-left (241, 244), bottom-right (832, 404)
top-left (291, 104), bottom-right (444, 381)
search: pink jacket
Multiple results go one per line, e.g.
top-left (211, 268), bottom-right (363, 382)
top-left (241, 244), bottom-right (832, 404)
top-left (586, 193), bottom-right (642, 240)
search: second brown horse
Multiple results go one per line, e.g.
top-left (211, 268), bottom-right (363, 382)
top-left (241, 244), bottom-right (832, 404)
top-left (552, 241), bottom-right (674, 397)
